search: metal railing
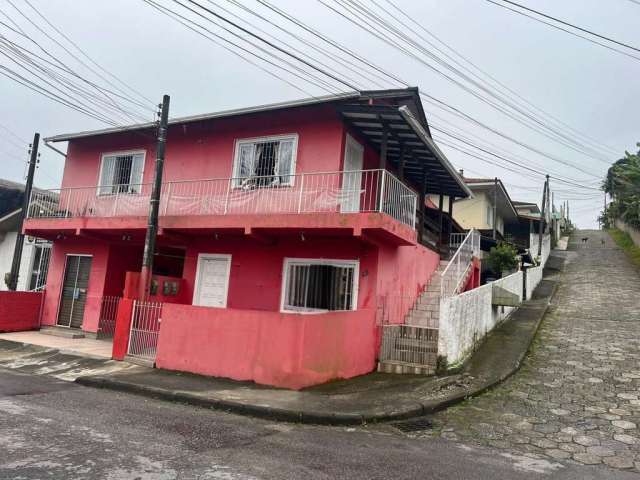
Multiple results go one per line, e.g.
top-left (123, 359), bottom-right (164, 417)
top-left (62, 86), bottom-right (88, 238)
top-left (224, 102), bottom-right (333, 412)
top-left (97, 296), bottom-right (121, 337)
top-left (440, 229), bottom-right (481, 299)
top-left (379, 324), bottom-right (438, 367)
top-left (27, 169), bottom-right (418, 229)
top-left (449, 232), bottom-right (468, 251)
top-left (127, 300), bottom-right (163, 362)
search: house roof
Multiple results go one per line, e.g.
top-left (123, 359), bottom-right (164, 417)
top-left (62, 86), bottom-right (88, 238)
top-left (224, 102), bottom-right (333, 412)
top-left (44, 88), bottom-right (471, 199)
top-left (0, 208), bottom-right (21, 232)
top-left (461, 177), bottom-right (519, 221)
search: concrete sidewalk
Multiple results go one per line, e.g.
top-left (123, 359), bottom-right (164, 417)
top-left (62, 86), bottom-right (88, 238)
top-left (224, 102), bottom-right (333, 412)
top-left (73, 260), bottom-right (562, 425)
top-left (0, 331), bottom-right (113, 358)
top-left (0, 255), bottom-right (562, 425)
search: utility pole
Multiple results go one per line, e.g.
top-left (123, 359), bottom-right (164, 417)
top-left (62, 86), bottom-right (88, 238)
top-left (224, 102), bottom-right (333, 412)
top-left (537, 175), bottom-right (548, 258)
top-left (139, 95), bottom-right (170, 300)
top-left (7, 133), bottom-right (39, 291)
top-left (492, 177), bottom-right (498, 240)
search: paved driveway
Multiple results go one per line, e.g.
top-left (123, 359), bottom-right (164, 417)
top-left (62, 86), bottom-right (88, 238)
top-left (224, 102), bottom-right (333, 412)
top-left (426, 230), bottom-right (640, 471)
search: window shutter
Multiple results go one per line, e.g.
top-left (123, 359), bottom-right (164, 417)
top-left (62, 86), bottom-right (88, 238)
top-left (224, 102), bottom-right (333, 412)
top-left (99, 155), bottom-right (116, 195)
top-left (277, 139), bottom-right (294, 184)
top-left (129, 153), bottom-right (144, 193)
top-left (235, 143), bottom-right (255, 187)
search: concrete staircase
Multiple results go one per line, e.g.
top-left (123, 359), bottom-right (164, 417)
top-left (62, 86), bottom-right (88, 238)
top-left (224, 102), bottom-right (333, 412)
top-left (377, 258), bottom-right (475, 375)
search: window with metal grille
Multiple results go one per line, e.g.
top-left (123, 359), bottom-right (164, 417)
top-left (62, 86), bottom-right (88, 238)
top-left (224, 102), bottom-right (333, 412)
top-left (28, 243), bottom-right (51, 291)
top-left (233, 135), bottom-right (297, 188)
top-left (282, 259), bottom-right (358, 312)
top-left (98, 151), bottom-right (145, 195)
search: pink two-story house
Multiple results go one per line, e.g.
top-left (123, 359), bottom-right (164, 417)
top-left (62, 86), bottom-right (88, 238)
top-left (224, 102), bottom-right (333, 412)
top-left (24, 88), bottom-right (472, 389)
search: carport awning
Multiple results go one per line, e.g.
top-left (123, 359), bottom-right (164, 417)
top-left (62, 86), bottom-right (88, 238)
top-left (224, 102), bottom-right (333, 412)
top-left (338, 104), bottom-right (471, 199)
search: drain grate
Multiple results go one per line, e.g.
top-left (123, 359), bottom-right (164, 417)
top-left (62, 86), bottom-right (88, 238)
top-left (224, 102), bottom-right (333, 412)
top-left (392, 418), bottom-right (433, 433)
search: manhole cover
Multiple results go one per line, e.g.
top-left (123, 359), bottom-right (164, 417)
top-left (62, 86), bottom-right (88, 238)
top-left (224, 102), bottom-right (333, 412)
top-left (393, 418), bottom-right (433, 433)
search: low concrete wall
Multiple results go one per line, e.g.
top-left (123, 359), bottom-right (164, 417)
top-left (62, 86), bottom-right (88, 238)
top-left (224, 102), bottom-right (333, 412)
top-left (530, 233), bottom-right (551, 267)
top-left (525, 266), bottom-right (544, 300)
top-left (438, 271), bottom-right (523, 367)
top-left (0, 291), bottom-right (42, 332)
top-left (615, 220), bottom-right (640, 246)
top-left (155, 305), bottom-right (378, 390)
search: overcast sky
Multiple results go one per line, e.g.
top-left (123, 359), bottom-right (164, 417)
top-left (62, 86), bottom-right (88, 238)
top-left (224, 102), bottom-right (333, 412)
top-left (1, 0), bottom-right (638, 228)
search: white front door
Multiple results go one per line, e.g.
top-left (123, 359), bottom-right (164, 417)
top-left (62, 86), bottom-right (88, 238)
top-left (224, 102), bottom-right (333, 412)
top-left (341, 135), bottom-right (364, 213)
top-left (193, 254), bottom-right (231, 308)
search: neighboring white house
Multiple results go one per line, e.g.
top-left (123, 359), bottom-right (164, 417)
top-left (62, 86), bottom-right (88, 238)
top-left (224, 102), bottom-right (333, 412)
top-left (0, 180), bottom-right (52, 291)
top-left (0, 208), bottom-right (51, 292)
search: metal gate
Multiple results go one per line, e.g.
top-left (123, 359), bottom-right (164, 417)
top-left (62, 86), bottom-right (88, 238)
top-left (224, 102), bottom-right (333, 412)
top-left (127, 300), bottom-right (163, 362)
top-left (97, 296), bottom-right (121, 338)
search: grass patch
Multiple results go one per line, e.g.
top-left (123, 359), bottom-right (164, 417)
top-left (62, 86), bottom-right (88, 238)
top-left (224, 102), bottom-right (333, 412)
top-left (608, 229), bottom-right (640, 266)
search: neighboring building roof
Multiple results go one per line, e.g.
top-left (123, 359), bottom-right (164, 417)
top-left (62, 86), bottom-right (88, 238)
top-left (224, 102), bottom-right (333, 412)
top-left (513, 200), bottom-right (541, 214)
top-left (43, 88), bottom-right (472, 199)
top-left (0, 179), bottom-right (59, 220)
top-left (461, 177), bottom-right (519, 221)
top-left (0, 208), bottom-right (21, 232)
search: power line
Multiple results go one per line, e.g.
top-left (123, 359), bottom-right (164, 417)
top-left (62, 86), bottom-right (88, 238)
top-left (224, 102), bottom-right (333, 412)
top-left (182, 0), bottom-right (358, 92)
top-left (492, 0), bottom-right (640, 53)
top-left (379, 0), bottom-right (618, 157)
top-left (226, 0), bottom-right (611, 189)
top-left (485, 0), bottom-right (640, 61)
top-left (324, 0), bottom-right (613, 165)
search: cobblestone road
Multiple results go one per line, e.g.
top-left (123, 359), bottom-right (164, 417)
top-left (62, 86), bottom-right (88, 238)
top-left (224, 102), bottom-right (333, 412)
top-left (428, 230), bottom-right (640, 472)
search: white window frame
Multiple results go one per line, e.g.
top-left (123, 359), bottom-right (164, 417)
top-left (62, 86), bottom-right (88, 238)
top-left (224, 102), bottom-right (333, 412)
top-left (280, 258), bottom-right (359, 313)
top-left (486, 203), bottom-right (494, 229)
top-left (96, 149), bottom-right (146, 196)
top-left (231, 134), bottom-right (299, 188)
top-left (192, 253), bottom-right (232, 308)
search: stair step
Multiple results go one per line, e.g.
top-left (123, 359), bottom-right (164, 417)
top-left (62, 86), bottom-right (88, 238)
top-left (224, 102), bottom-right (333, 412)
top-left (377, 361), bottom-right (435, 376)
top-left (39, 326), bottom-right (85, 339)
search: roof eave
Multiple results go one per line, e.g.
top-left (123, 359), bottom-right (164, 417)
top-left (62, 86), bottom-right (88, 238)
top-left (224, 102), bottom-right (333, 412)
top-left (45, 91), bottom-right (363, 143)
top-left (399, 106), bottom-right (473, 199)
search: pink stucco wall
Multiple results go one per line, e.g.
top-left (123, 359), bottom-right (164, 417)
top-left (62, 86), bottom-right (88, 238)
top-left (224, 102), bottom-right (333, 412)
top-left (155, 304), bottom-right (377, 389)
top-left (41, 239), bottom-right (109, 333)
top-left (61, 105), bottom-right (347, 190)
top-left (376, 243), bottom-right (441, 324)
top-left (181, 236), bottom-right (377, 311)
top-left (41, 239), bottom-right (141, 333)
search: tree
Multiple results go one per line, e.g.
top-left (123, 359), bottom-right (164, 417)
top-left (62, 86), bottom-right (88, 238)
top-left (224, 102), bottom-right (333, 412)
top-left (602, 144), bottom-right (640, 229)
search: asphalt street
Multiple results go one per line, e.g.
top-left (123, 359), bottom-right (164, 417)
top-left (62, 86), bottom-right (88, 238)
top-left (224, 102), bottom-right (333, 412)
top-left (0, 369), bottom-right (636, 479)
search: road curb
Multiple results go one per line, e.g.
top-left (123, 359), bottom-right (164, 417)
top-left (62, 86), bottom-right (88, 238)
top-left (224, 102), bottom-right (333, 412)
top-left (74, 271), bottom-right (560, 426)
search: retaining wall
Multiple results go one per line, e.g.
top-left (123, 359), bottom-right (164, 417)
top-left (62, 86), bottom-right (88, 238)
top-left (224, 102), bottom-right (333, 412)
top-left (438, 271), bottom-right (523, 367)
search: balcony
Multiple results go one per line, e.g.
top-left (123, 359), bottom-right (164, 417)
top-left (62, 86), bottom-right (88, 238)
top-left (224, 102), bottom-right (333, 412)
top-left (25, 169), bottom-right (419, 245)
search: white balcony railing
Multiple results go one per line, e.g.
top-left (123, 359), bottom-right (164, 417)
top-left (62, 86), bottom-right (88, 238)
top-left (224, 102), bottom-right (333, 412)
top-left (440, 229), bottom-right (481, 299)
top-left (27, 169), bottom-right (418, 229)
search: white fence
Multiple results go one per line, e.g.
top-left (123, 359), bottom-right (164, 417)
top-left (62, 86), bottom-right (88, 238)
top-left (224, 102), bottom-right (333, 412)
top-left (27, 169), bottom-right (417, 229)
top-left (379, 324), bottom-right (438, 368)
top-left (525, 266), bottom-right (544, 300)
top-left (438, 271), bottom-right (524, 367)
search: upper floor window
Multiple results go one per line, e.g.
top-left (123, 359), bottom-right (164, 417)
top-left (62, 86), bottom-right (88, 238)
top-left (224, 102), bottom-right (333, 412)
top-left (98, 151), bottom-right (145, 195)
top-left (486, 204), bottom-right (493, 228)
top-left (232, 135), bottom-right (298, 188)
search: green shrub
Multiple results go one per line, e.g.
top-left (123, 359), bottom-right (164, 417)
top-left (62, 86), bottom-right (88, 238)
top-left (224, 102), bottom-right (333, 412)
top-left (485, 242), bottom-right (519, 276)
top-left (609, 229), bottom-right (640, 266)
